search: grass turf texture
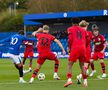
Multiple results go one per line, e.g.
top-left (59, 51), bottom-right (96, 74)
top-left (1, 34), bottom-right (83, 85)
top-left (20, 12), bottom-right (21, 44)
top-left (0, 58), bottom-right (108, 90)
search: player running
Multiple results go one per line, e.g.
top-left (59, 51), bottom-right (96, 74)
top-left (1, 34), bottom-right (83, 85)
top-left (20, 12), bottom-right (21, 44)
top-left (89, 27), bottom-right (107, 78)
top-left (23, 33), bottom-right (34, 73)
top-left (29, 25), bottom-right (66, 83)
top-left (64, 18), bottom-right (88, 87)
top-left (77, 20), bottom-right (92, 84)
top-left (0, 30), bottom-right (34, 83)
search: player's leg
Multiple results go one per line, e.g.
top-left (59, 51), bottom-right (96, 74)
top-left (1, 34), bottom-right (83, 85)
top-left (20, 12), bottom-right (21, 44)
top-left (98, 52), bottom-right (106, 78)
top-left (77, 62), bottom-right (89, 84)
top-left (100, 59), bottom-right (106, 78)
top-left (53, 58), bottom-right (60, 80)
top-left (89, 53), bottom-right (97, 77)
top-left (84, 62), bottom-right (89, 75)
top-left (64, 50), bottom-right (79, 87)
top-left (14, 63), bottom-right (26, 83)
top-left (77, 49), bottom-right (90, 84)
top-left (89, 59), bottom-right (96, 77)
top-left (29, 63), bottom-right (42, 83)
top-left (47, 52), bottom-right (60, 80)
top-left (23, 52), bottom-right (28, 66)
top-left (79, 61), bottom-right (88, 87)
top-left (28, 52), bottom-right (34, 72)
top-left (29, 55), bottom-right (45, 83)
top-left (64, 61), bottom-right (74, 87)
top-left (23, 57), bottom-right (27, 66)
top-left (28, 57), bottom-right (33, 72)
top-left (8, 53), bottom-right (26, 83)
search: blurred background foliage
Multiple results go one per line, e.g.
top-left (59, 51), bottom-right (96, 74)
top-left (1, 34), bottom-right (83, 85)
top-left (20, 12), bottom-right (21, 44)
top-left (0, 0), bottom-right (108, 32)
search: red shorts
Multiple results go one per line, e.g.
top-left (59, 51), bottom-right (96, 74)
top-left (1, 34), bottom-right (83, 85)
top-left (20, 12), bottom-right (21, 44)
top-left (37, 52), bottom-right (57, 65)
top-left (85, 46), bottom-right (91, 63)
top-left (24, 51), bottom-right (34, 58)
top-left (91, 52), bottom-right (104, 60)
top-left (69, 47), bottom-right (86, 62)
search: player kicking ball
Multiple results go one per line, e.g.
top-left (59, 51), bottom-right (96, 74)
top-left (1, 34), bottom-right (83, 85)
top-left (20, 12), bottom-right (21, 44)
top-left (23, 33), bottom-right (34, 73)
top-left (0, 30), bottom-right (34, 83)
top-left (77, 20), bottom-right (92, 84)
top-left (90, 28), bottom-right (107, 78)
top-left (64, 18), bottom-right (88, 87)
top-left (29, 25), bottom-right (66, 83)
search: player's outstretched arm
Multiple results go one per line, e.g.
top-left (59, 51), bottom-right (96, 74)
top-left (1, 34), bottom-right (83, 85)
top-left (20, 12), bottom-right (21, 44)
top-left (91, 44), bottom-right (95, 54)
top-left (101, 41), bottom-right (107, 53)
top-left (0, 37), bottom-right (10, 43)
top-left (54, 39), bottom-right (66, 56)
top-left (32, 28), bottom-right (43, 36)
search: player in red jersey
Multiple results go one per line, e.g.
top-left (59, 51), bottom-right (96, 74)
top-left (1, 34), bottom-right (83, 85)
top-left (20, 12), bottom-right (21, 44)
top-left (89, 28), bottom-right (107, 78)
top-left (23, 33), bottom-right (34, 73)
top-left (29, 25), bottom-right (66, 83)
top-left (77, 20), bottom-right (93, 84)
top-left (64, 18), bottom-right (88, 87)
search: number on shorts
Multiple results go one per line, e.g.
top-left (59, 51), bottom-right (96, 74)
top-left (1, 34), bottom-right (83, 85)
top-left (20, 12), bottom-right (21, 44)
top-left (76, 30), bottom-right (82, 39)
top-left (41, 37), bottom-right (49, 46)
top-left (11, 37), bottom-right (18, 45)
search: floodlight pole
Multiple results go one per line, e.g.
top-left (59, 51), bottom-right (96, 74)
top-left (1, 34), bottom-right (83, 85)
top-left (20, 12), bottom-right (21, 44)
top-left (72, 0), bottom-right (78, 11)
top-left (14, 2), bottom-right (19, 15)
top-left (24, 25), bottom-right (26, 36)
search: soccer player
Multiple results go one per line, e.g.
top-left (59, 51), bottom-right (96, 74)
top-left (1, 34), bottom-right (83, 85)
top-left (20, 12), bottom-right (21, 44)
top-left (77, 20), bottom-right (92, 84)
top-left (0, 30), bottom-right (34, 83)
top-left (89, 28), bottom-right (106, 78)
top-left (64, 18), bottom-right (88, 87)
top-left (23, 33), bottom-right (34, 72)
top-left (29, 25), bottom-right (66, 83)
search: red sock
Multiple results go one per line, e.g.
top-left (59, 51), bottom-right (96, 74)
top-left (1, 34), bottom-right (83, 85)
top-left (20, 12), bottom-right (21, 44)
top-left (91, 63), bottom-right (95, 71)
top-left (101, 62), bottom-right (106, 73)
top-left (85, 67), bottom-right (88, 71)
top-left (67, 73), bottom-right (72, 79)
top-left (29, 64), bottom-right (32, 68)
top-left (87, 63), bottom-right (90, 69)
top-left (54, 59), bottom-right (59, 73)
top-left (82, 74), bottom-right (87, 79)
top-left (32, 68), bottom-right (39, 78)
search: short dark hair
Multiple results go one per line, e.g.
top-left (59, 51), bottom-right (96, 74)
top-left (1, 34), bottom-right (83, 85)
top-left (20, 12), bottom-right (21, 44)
top-left (18, 30), bottom-right (24, 35)
top-left (92, 27), bottom-right (100, 31)
top-left (72, 18), bottom-right (80, 24)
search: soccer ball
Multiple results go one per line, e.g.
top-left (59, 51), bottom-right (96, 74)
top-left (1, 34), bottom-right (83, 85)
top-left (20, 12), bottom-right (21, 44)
top-left (38, 73), bottom-right (45, 81)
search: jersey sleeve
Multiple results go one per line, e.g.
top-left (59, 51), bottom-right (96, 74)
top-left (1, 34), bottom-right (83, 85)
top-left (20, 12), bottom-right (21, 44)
top-left (35, 33), bottom-right (40, 38)
top-left (67, 28), bottom-right (73, 49)
top-left (0, 36), bottom-right (11, 43)
top-left (23, 40), bottom-right (28, 45)
top-left (101, 35), bottom-right (106, 44)
top-left (50, 35), bottom-right (55, 41)
top-left (90, 31), bottom-right (93, 39)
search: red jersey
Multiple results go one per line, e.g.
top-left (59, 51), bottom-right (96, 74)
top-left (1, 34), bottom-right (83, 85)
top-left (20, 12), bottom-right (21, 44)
top-left (35, 33), bottom-right (55, 53)
top-left (23, 41), bottom-right (34, 52)
top-left (92, 34), bottom-right (106, 52)
top-left (86, 31), bottom-right (93, 47)
top-left (68, 25), bottom-right (87, 49)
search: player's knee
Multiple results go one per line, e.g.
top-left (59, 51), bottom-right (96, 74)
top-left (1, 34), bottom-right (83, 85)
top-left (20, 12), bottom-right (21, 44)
top-left (17, 63), bottom-right (23, 68)
top-left (100, 59), bottom-right (104, 63)
top-left (90, 59), bottom-right (93, 63)
top-left (55, 59), bottom-right (59, 64)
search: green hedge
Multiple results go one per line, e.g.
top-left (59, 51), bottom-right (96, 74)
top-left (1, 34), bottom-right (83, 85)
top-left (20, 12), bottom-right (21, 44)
top-left (0, 14), bottom-right (24, 32)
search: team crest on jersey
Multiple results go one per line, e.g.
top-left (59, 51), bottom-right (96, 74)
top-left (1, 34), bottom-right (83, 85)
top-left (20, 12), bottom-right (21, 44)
top-left (93, 39), bottom-right (95, 42)
top-left (98, 38), bottom-right (101, 41)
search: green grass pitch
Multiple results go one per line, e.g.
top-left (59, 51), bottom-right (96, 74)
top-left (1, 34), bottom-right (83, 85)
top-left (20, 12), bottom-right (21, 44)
top-left (0, 58), bottom-right (108, 90)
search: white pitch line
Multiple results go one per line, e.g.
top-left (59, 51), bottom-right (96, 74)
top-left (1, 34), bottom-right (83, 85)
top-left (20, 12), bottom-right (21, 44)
top-left (0, 77), bottom-right (108, 85)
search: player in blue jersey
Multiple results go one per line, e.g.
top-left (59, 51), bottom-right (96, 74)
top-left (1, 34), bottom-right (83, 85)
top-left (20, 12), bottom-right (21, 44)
top-left (0, 30), bottom-right (34, 83)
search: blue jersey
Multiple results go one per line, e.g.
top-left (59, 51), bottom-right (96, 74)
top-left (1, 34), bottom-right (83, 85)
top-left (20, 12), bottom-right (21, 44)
top-left (0, 34), bottom-right (34, 55)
